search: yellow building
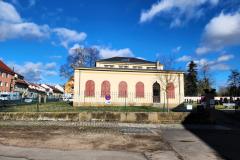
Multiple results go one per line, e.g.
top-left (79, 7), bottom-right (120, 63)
top-left (74, 57), bottom-right (184, 108)
top-left (64, 76), bottom-right (74, 94)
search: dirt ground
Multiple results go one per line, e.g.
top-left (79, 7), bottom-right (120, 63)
top-left (0, 125), bottom-right (170, 153)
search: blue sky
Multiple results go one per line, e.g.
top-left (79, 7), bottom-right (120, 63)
top-left (0, 0), bottom-right (240, 89)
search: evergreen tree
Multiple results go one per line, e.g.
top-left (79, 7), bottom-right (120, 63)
top-left (185, 61), bottom-right (198, 96)
top-left (227, 70), bottom-right (240, 97)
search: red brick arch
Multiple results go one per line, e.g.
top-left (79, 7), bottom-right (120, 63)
top-left (136, 81), bottom-right (144, 98)
top-left (101, 80), bottom-right (110, 97)
top-left (85, 80), bottom-right (95, 97)
top-left (118, 81), bottom-right (127, 97)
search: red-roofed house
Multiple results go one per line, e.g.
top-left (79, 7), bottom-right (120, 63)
top-left (0, 60), bottom-right (15, 92)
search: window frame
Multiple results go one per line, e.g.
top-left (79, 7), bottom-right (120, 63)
top-left (118, 81), bottom-right (128, 97)
top-left (136, 81), bottom-right (144, 98)
top-left (84, 80), bottom-right (95, 97)
top-left (101, 80), bottom-right (111, 97)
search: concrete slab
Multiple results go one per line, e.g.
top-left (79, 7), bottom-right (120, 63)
top-left (161, 129), bottom-right (223, 160)
top-left (145, 151), bottom-right (180, 160)
top-left (0, 156), bottom-right (27, 160)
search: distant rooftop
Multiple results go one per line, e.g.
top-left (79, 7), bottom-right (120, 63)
top-left (97, 57), bottom-right (156, 64)
top-left (0, 60), bottom-right (24, 78)
top-left (0, 60), bottom-right (15, 75)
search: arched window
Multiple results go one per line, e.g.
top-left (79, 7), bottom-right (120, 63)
top-left (136, 82), bottom-right (144, 98)
top-left (101, 81), bottom-right (110, 97)
top-left (85, 80), bottom-right (95, 97)
top-left (118, 81), bottom-right (127, 97)
top-left (167, 83), bottom-right (175, 99)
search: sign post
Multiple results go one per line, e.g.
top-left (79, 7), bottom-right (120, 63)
top-left (105, 95), bottom-right (111, 105)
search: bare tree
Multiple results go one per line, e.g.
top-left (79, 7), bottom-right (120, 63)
top-left (60, 47), bottom-right (100, 78)
top-left (157, 54), bottom-right (179, 112)
top-left (217, 86), bottom-right (229, 96)
top-left (198, 63), bottom-right (214, 95)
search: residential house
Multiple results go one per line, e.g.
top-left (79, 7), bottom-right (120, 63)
top-left (41, 84), bottom-right (63, 99)
top-left (28, 83), bottom-right (46, 99)
top-left (0, 60), bottom-right (15, 93)
top-left (55, 84), bottom-right (64, 93)
top-left (14, 74), bottom-right (29, 98)
top-left (64, 76), bottom-right (74, 97)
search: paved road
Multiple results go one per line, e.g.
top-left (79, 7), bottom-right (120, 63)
top-left (161, 127), bottom-right (240, 160)
top-left (0, 121), bottom-right (239, 160)
top-left (0, 144), bottom-right (146, 160)
top-left (0, 144), bottom-right (183, 160)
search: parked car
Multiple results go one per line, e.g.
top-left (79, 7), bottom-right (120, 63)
top-left (63, 97), bottom-right (73, 102)
top-left (0, 94), bottom-right (10, 101)
top-left (24, 98), bottom-right (33, 103)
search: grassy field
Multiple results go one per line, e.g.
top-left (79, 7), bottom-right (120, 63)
top-left (0, 101), bottom-right (165, 112)
top-left (1, 101), bottom-right (238, 113)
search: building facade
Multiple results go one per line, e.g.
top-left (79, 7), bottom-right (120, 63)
top-left (64, 76), bottom-right (74, 95)
top-left (0, 60), bottom-right (15, 92)
top-left (74, 57), bottom-right (184, 108)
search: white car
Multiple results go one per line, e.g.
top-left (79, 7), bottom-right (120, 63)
top-left (63, 97), bottom-right (73, 102)
top-left (0, 94), bottom-right (10, 101)
top-left (68, 98), bottom-right (73, 102)
top-left (24, 98), bottom-right (33, 103)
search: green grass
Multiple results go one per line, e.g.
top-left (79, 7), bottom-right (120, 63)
top-left (0, 101), bottom-right (165, 112)
top-left (215, 105), bottom-right (240, 110)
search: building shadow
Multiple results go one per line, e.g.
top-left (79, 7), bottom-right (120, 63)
top-left (178, 107), bottom-right (240, 160)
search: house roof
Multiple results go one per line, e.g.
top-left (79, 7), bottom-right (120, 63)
top-left (76, 66), bottom-right (184, 74)
top-left (28, 83), bottom-right (46, 93)
top-left (15, 79), bottom-right (28, 86)
top-left (46, 84), bottom-right (63, 94)
top-left (0, 60), bottom-right (15, 75)
top-left (96, 57), bottom-right (156, 64)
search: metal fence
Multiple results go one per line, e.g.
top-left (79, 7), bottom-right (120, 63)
top-left (0, 98), bottom-right (62, 107)
top-left (76, 91), bottom-right (170, 106)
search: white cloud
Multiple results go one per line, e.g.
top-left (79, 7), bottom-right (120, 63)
top-left (0, 22), bottom-right (50, 41)
top-left (210, 63), bottom-right (230, 71)
top-left (196, 12), bottom-right (240, 54)
top-left (8, 61), bottom-right (58, 82)
top-left (45, 71), bottom-right (57, 76)
top-left (189, 54), bottom-right (233, 71)
top-left (53, 28), bottom-right (87, 48)
top-left (68, 44), bottom-right (134, 58)
top-left (176, 55), bottom-right (192, 62)
top-left (99, 47), bottom-right (134, 58)
top-left (217, 54), bottom-right (234, 62)
top-left (45, 62), bottom-right (57, 70)
top-left (0, 1), bottom-right (21, 23)
top-left (172, 46), bottom-right (182, 53)
top-left (68, 43), bottom-right (83, 55)
top-left (193, 58), bottom-right (209, 67)
top-left (140, 0), bottom-right (219, 27)
top-left (0, 1), bottom-right (49, 41)
top-left (11, 62), bottom-right (43, 82)
top-left (0, 1), bottom-right (86, 47)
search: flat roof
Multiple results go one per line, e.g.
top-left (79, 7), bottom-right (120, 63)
top-left (75, 67), bottom-right (184, 74)
top-left (96, 57), bottom-right (156, 64)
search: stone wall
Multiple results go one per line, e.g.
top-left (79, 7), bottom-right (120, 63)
top-left (0, 112), bottom-right (191, 123)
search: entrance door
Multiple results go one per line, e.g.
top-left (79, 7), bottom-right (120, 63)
top-left (153, 82), bottom-right (160, 103)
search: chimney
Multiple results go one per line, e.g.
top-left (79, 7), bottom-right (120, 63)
top-left (156, 61), bottom-right (161, 70)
